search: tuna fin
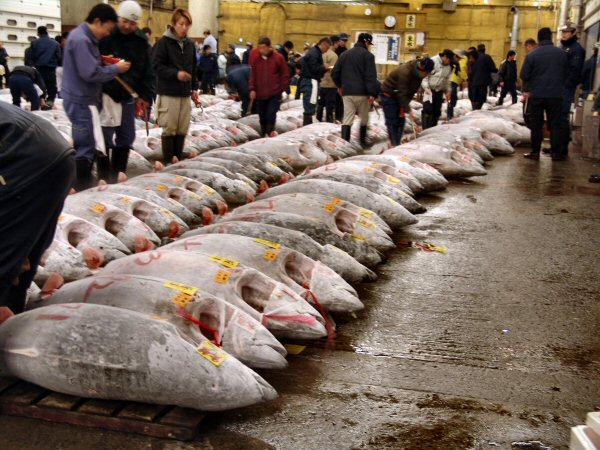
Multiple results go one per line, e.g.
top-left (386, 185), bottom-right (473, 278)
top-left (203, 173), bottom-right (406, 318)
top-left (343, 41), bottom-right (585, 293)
top-left (154, 161), bottom-right (165, 171)
top-left (257, 180), bottom-right (269, 194)
top-left (202, 207), bottom-right (214, 225)
top-left (81, 247), bottom-right (104, 270)
top-left (246, 192), bottom-right (255, 203)
top-left (98, 179), bottom-right (107, 187)
top-left (117, 172), bottom-right (128, 183)
top-left (172, 156), bottom-right (179, 165)
top-left (216, 200), bottom-right (228, 216)
top-left (40, 273), bottom-right (64, 299)
top-left (0, 307), bottom-right (14, 324)
top-left (135, 236), bottom-right (155, 253)
top-left (169, 221), bottom-right (182, 239)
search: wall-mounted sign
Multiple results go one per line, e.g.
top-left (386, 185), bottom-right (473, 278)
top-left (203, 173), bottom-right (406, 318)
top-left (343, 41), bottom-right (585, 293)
top-left (405, 32), bottom-right (416, 49)
top-left (406, 14), bottom-right (416, 29)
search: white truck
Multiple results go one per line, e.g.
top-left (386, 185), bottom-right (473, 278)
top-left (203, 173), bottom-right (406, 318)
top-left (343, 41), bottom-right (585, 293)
top-left (0, 0), bottom-right (61, 69)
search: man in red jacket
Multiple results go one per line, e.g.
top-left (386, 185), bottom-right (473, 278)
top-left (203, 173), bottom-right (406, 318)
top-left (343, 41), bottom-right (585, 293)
top-left (249, 36), bottom-right (289, 137)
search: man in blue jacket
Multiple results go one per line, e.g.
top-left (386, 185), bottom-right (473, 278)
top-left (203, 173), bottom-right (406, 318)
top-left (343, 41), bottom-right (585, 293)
top-left (29, 26), bottom-right (61, 108)
top-left (470, 43), bottom-right (497, 110)
top-left (227, 64), bottom-right (252, 116)
top-left (62, 3), bottom-right (130, 190)
top-left (520, 27), bottom-right (568, 160)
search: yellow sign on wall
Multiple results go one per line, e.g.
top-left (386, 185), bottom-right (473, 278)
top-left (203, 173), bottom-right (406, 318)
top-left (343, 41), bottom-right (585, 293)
top-left (405, 33), bottom-right (416, 49)
top-left (406, 14), bottom-right (416, 29)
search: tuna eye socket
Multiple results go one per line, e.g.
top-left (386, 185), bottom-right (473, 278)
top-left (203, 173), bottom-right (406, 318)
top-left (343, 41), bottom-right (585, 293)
top-left (241, 285), bottom-right (269, 312)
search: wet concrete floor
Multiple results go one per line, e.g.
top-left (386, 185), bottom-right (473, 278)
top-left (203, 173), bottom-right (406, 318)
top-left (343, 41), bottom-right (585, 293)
top-left (2, 147), bottom-right (600, 449)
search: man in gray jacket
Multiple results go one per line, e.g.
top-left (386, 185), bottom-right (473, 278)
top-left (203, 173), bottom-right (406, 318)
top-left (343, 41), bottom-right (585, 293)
top-left (421, 49), bottom-right (454, 129)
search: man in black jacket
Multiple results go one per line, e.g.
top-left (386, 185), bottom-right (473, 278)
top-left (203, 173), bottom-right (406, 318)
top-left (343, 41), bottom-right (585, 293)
top-left (580, 44), bottom-right (598, 100)
top-left (520, 27), bottom-right (568, 160)
top-left (498, 50), bottom-right (518, 106)
top-left (29, 26), bottom-right (61, 108)
top-left (99, 0), bottom-right (155, 182)
top-left (470, 43), bottom-right (497, 110)
top-left (0, 102), bottom-right (75, 314)
top-left (300, 37), bottom-right (331, 126)
top-left (331, 33), bottom-right (379, 144)
top-left (558, 22), bottom-right (585, 159)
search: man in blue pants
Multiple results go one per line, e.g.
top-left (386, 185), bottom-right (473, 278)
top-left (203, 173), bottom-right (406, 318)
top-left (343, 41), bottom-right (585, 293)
top-left (61, 3), bottom-right (131, 190)
top-left (8, 65), bottom-right (47, 111)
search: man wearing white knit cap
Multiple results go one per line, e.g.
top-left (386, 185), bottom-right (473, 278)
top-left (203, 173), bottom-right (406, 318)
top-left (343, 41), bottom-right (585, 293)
top-left (99, 0), bottom-right (156, 182)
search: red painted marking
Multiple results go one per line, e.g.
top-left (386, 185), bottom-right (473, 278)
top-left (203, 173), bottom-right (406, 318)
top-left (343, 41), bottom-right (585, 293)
top-left (36, 314), bottom-right (70, 321)
top-left (83, 279), bottom-right (119, 303)
top-left (324, 164), bottom-right (339, 171)
top-left (58, 304), bottom-right (83, 310)
top-left (134, 251), bottom-right (162, 266)
top-left (181, 237), bottom-right (205, 250)
top-left (246, 199), bottom-right (275, 211)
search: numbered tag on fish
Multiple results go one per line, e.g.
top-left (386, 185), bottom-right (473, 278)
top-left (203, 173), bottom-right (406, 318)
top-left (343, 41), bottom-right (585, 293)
top-left (330, 197), bottom-right (342, 205)
top-left (209, 256), bottom-right (239, 268)
top-left (160, 209), bottom-right (177, 219)
top-left (197, 341), bottom-right (228, 366)
top-left (155, 184), bottom-right (167, 191)
top-left (201, 185), bottom-right (215, 196)
top-left (400, 155), bottom-right (410, 162)
top-left (387, 176), bottom-right (401, 185)
top-left (163, 281), bottom-right (198, 296)
top-left (172, 176), bottom-right (184, 183)
top-left (358, 208), bottom-right (374, 219)
top-left (119, 196), bottom-right (131, 203)
top-left (363, 167), bottom-right (375, 174)
top-left (263, 249), bottom-right (279, 262)
top-left (358, 218), bottom-right (375, 229)
top-left (371, 163), bottom-right (382, 169)
top-left (171, 292), bottom-right (195, 308)
top-left (214, 270), bottom-right (231, 284)
top-left (323, 203), bottom-right (335, 213)
top-left (254, 238), bottom-right (281, 249)
top-left (351, 234), bottom-right (366, 241)
top-left (91, 203), bottom-right (106, 214)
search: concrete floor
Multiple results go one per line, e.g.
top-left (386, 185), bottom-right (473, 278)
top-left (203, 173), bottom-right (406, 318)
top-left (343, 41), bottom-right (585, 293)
top-left (2, 147), bottom-right (600, 450)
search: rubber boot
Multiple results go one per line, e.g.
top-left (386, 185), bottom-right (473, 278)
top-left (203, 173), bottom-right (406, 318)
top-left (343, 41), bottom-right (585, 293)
top-left (316, 105), bottom-right (324, 122)
top-left (161, 135), bottom-right (175, 165)
top-left (174, 135), bottom-right (186, 161)
top-left (325, 107), bottom-right (334, 123)
top-left (96, 150), bottom-right (111, 183)
top-left (303, 114), bottom-right (313, 127)
top-left (74, 158), bottom-right (93, 192)
top-left (111, 146), bottom-right (130, 183)
top-left (341, 125), bottom-right (351, 142)
top-left (359, 125), bottom-right (368, 147)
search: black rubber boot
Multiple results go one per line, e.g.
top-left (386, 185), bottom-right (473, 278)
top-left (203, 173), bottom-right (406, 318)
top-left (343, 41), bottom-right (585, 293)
top-left (74, 158), bottom-right (93, 192)
top-left (325, 107), bottom-right (334, 123)
top-left (341, 125), bottom-right (351, 142)
top-left (360, 125), bottom-right (368, 147)
top-left (174, 135), bottom-right (186, 161)
top-left (316, 106), bottom-right (324, 122)
top-left (161, 135), bottom-right (175, 165)
top-left (95, 150), bottom-right (111, 183)
top-left (303, 114), bottom-right (313, 127)
top-left (111, 146), bottom-right (130, 182)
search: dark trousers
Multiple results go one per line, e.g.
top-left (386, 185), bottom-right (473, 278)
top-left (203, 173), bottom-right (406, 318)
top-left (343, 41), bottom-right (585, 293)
top-left (527, 97), bottom-right (564, 156)
top-left (447, 82), bottom-right (459, 120)
top-left (499, 81), bottom-right (518, 105)
top-left (335, 91), bottom-right (343, 121)
top-left (422, 90), bottom-right (444, 129)
top-left (9, 74), bottom-right (40, 110)
top-left (37, 66), bottom-right (57, 103)
top-left (0, 155), bottom-right (75, 313)
top-left (472, 85), bottom-right (488, 110)
top-left (256, 95), bottom-right (281, 134)
top-left (318, 87), bottom-right (337, 122)
top-left (102, 99), bottom-right (136, 150)
top-left (381, 95), bottom-right (405, 147)
top-left (201, 74), bottom-right (216, 94)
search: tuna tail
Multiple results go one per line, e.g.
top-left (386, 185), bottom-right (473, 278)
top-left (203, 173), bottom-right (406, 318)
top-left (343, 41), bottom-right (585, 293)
top-left (154, 161), bottom-right (165, 172)
top-left (134, 236), bottom-right (156, 253)
top-left (246, 192), bottom-right (255, 204)
top-left (40, 273), bottom-right (64, 299)
top-left (81, 247), bottom-right (104, 270)
top-left (257, 180), bottom-right (269, 194)
top-left (169, 221), bottom-right (183, 239)
top-left (216, 200), bottom-right (229, 216)
top-left (0, 307), bottom-right (14, 324)
top-left (202, 207), bottom-right (215, 225)
top-left (117, 172), bottom-right (128, 183)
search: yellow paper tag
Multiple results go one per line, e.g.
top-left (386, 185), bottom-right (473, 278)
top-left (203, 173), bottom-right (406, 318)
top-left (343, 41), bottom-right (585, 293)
top-left (363, 167), bottom-right (374, 174)
top-left (197, 341), bottom-right (228, 366)
top-left (119, 196), bottom-right (131, 203)
top-left (149, 314), bottom-right (169, 321)
top-left (91, 203), bottom-right (106, 214)
top-left (163, 281), bottom-right (198, 296)
top-left (323, 203), bottom-right (335, 213)
top-left (201, 185), bottom-right (215, 196)
top-left (188, 191), bottom-right (203, 200)
top-left (58, 214), bottom-right (65, 223)
top-left (214, 270), bottom-right (231, 284)
top-left (209, 255), bottom-right (239, 268)
top-left (254, 238), bottom-right (281, 249)
top-left (351, 234), bottom-right (366, 241)
top-left (156, 184), bottom-right (167, 191)
top-left (263, 249), bottom-right (279, 261)
top-left (358, 218), bottom-right (375, 229)
top-left (371, 163), bottom-right (382, 169)
top-left (171, 292), bottom-right (195, 308)
top-left (270, 161), bottom-right (279, 167)
top-left (388, 176), bottom-right (401, 185)
top-left (400, 155), bottom-right (410, 162)
top-left (330, 197), bottom-right (342, 205)
top-left (358, 208), bottom-right (374, 219)
top-left (160, 209), bottom-right (177, 219)
top-left (284, 344), bottom-right (306, 355)
top-left (173, 176), bottom-right (184, 183)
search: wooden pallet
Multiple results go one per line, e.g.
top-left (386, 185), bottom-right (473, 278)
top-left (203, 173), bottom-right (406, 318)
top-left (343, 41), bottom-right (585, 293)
top-left (0, 377), bottom-right (207, 440)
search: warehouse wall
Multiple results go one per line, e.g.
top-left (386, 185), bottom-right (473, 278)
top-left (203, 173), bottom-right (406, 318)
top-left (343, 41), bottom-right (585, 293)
top-left (218, 0), bottom-right (558, 70)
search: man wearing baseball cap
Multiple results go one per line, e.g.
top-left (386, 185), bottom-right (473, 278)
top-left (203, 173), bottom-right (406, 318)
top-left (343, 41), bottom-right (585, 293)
top-left (331, 32), bottom-right (379, 144)
top-left (99, 0), bottom-right (156, 182)
top-left (381, 57), bottom-right (434, 146)
top-left (557, 22), bottom-right (585, 160)
top-left (336, 33), bottom-right (349, 56)
top-left (421, 49), bottom-right (454, 129)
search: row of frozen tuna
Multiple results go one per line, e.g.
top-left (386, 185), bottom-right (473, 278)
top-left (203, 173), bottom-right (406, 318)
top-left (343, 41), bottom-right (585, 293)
top-left (1, 98), bottom-right (525, 413)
